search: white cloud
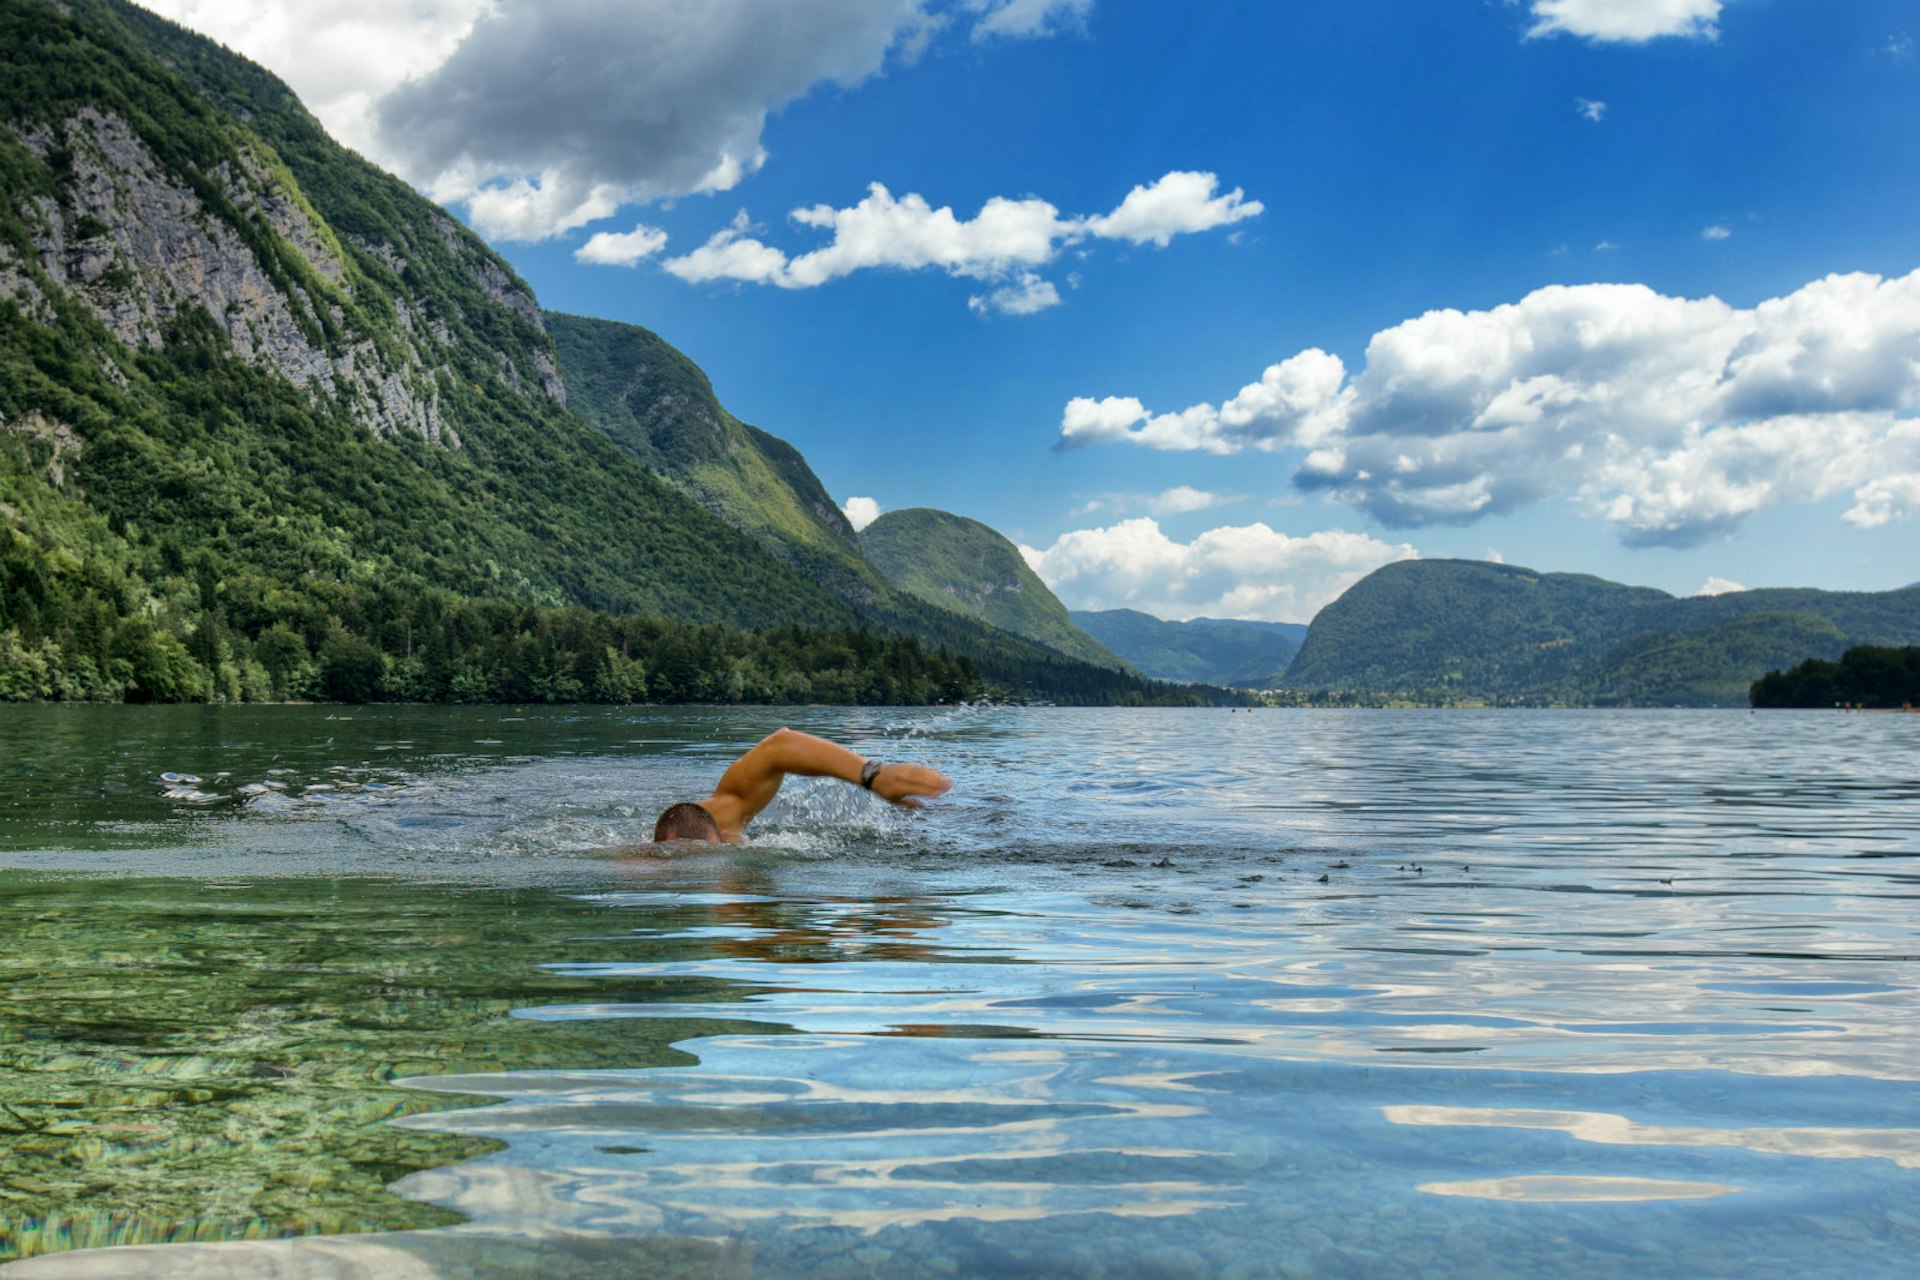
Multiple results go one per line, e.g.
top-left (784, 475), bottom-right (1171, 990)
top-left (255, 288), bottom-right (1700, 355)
top-left (1058, 349), bottom-right (1350, 456)
top-left (1701, 224), bottom-right (1732, 241)
top-left (1068, 487), bottom-right (1240, 518)
top-left (667, 183), bottom-right (1068, 288)
top-left (1526, 0), bottom-right (1721, 44)
top-left (1020, 518), bottom-right (1418, 623)
top-left (1060, 268), bottom-right (1920, 546)
top-left (1081, 171), bottom-right (1264, 247)
top-left (1595, 240), bottom-right (1621, 251)
top-left (373, 0), bottom-right (929, 240)
top-left (1148, 486), bottom-right (1229, 516)
top-left (967, 0), bottom-right (1092, 41)
top-left (1576, 97), bottom-right (1608, 122)
top-left (146, 2), bottom-right (1113, 244)
top-left (1845, 466), bottom-right (1920, 529)
top-left (573, 222), bottom-right (670, 267)
top-left (842, 496), bottom-right (883, 532)
top-left (666, 171), bottom-right (1258, 310)
top-left (969, 272), bottom-right (1063, 316)
top-left (1060, 396), bottom-right (1150, 446)
top-left (1694, 577), bottom-right (1747, 596)
top-left (141, 0), bottom-right (493, 158)
top-left (1485, 547), bottom-right (1506, 564)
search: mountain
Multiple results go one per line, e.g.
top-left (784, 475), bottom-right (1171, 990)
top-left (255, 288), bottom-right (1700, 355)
top-left (1189, 617), bottom-right (1312, 644)
top-left (0, 0), bottom-right (1228, 707)
top-left (546, 312), bottom-right (886, 608)
top-left (1072, 609), bottom-right (1304, 686)
top-left (0, 0), bottom-right (856, 632)
top-left (1286, 559), bottom-right (1920, 705)
top-left (860, 508), bottom-right (1125, 669)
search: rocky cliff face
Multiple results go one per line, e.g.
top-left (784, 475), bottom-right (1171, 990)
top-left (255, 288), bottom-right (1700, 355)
top-left (0, 97), bottom-right (566, 448)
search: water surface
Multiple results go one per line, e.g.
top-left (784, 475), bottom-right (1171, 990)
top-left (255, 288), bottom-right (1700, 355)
top-left (1, 705), bottom-right (1915, 1277)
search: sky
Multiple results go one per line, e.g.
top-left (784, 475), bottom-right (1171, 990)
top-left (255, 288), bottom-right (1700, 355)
top-left (142, 0), bottom-right (1920, 622)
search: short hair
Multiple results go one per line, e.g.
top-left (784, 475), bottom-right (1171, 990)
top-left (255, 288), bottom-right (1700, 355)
top-left (653, 802), bottom-right (720, 843)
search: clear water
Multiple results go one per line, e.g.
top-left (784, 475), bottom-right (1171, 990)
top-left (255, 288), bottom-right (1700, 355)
top-left (1, 704), bottom-right (1916, 1278)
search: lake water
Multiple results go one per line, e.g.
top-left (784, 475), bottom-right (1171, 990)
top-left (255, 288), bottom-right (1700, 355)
top-left (0, 704), bottom-right (1915, 1279)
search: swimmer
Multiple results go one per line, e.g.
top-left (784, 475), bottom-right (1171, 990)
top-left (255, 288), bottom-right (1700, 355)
top-left (653, 727), bottom-right (952, 844)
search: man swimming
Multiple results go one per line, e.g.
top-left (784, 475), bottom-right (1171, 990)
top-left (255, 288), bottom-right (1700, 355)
top-left (653, 727), bottom-right (952, 844)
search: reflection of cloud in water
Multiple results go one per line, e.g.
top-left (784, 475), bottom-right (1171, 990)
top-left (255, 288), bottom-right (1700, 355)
top-left (1385, 1105), bottom-right (1920, 1167)
top-left (387, 1040), bottom-right (1226, 1240)
top-left (1418, 1176), bottom-right (1740, 1202)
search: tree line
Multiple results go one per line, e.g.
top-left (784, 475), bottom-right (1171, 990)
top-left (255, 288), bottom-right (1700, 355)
top-left (1749, 645), bottom-right (1920, 709)
top-left (0, 541), bottom-right (981, 705)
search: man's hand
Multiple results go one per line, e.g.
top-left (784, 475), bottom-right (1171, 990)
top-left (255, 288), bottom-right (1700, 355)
top-left (868, 762), bottom-right (952, 809)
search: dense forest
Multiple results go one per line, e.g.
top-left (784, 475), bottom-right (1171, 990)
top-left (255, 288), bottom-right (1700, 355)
top-left (1749, 646), bottom-right (1920, 709)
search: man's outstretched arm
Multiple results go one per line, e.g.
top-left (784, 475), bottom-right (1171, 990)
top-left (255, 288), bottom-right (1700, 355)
top-left (701, 727), bottom-right (951, 840)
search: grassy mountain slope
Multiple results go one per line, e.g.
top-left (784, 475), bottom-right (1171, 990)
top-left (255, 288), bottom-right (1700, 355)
top-left (545, 311), bottom-right (887, 607)
top-left (1287, 559), bottom-right (1920, 704)
top-left (1072, 608), bottom-right (1302, 686)
top-left (861, 508), bottom-right (1125, 669)
top-left (0, 0), bottom-right (857, 633)
top-left (545, 313), bottom-right (1231, 702)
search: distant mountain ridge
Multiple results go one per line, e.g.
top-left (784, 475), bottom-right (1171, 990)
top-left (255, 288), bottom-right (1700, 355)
top-left (1286, 559), bottom-right (1920, 705)
top-left (1073, 609), bottom-right (1304, 687)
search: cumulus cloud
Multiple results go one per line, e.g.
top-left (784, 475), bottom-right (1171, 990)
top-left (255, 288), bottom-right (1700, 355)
top-left (1575, 97), bottom-right (1608, 122)
top-left (373, 0), bottom-right (928, 240)
top-left (142, 0), bottom-right (492, 157)
top-left (967, 0), bottom-right (1092, 41)
top-left (1694, 577), bottom-right (1746, 596)
top-left (1019, 518), bottom-right (1418, 622)
top-left (1702, 224), bottom-right (1732, 241)
top-left (574, 222), bottom-right (670, 266)
top-left (1080, 171), bottom-right (1264, 247)
top-left (664, 171), bottom-right (1258, 309)
top-left (1060, 268), bottom-right (1920, 546)
top-left (969, 272), bottom-right (1063, 316)
top-left (1526, 0), bottom-right (1721, 44)
top-left (841, 496), bottom-right (883, 532)
top-left (1844, 464), bottom-right (1920, 529)
top-left (1059, 349), bottom-right (1350, 455)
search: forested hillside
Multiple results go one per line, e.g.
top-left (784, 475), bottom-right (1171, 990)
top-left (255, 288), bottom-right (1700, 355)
top-left (1750, 645), bottom-right (1920, 709)
top-left (547, 312), bottom-right (886, 607)
top-left (547, 315), bottom-right (1216, 704)
top-left (1286, 559), bottom-right (1920, 705)
top-left (860, 508), bottom-right (1123, 669)
top-left (1073, 609), bottom-right (1303, 686)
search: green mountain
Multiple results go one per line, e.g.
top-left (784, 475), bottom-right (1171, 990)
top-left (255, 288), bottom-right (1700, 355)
top-left (546, 312), bottom-right (885, 607)
top-left (0, 0), bottom-right (856, 628)
top-left (0, 0), bottom-right (1222, 706)
top-left (861, 507), bottom-right (1124, 669)
top-left (1072, 608), bottom-right (1304, 686)
top-left (1286, 559), bottom-right (1920, 705)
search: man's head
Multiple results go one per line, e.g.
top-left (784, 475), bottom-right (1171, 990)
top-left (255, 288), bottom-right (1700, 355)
top-left (653, 801), bottom-right (721, 844)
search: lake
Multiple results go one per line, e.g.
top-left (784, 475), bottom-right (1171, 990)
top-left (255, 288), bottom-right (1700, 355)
top-left (0, 704), bottom-right (1915, 1279)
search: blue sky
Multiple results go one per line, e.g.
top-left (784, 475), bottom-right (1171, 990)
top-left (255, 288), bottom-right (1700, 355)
top-left (149, 0), bottom-right (1920, 620)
